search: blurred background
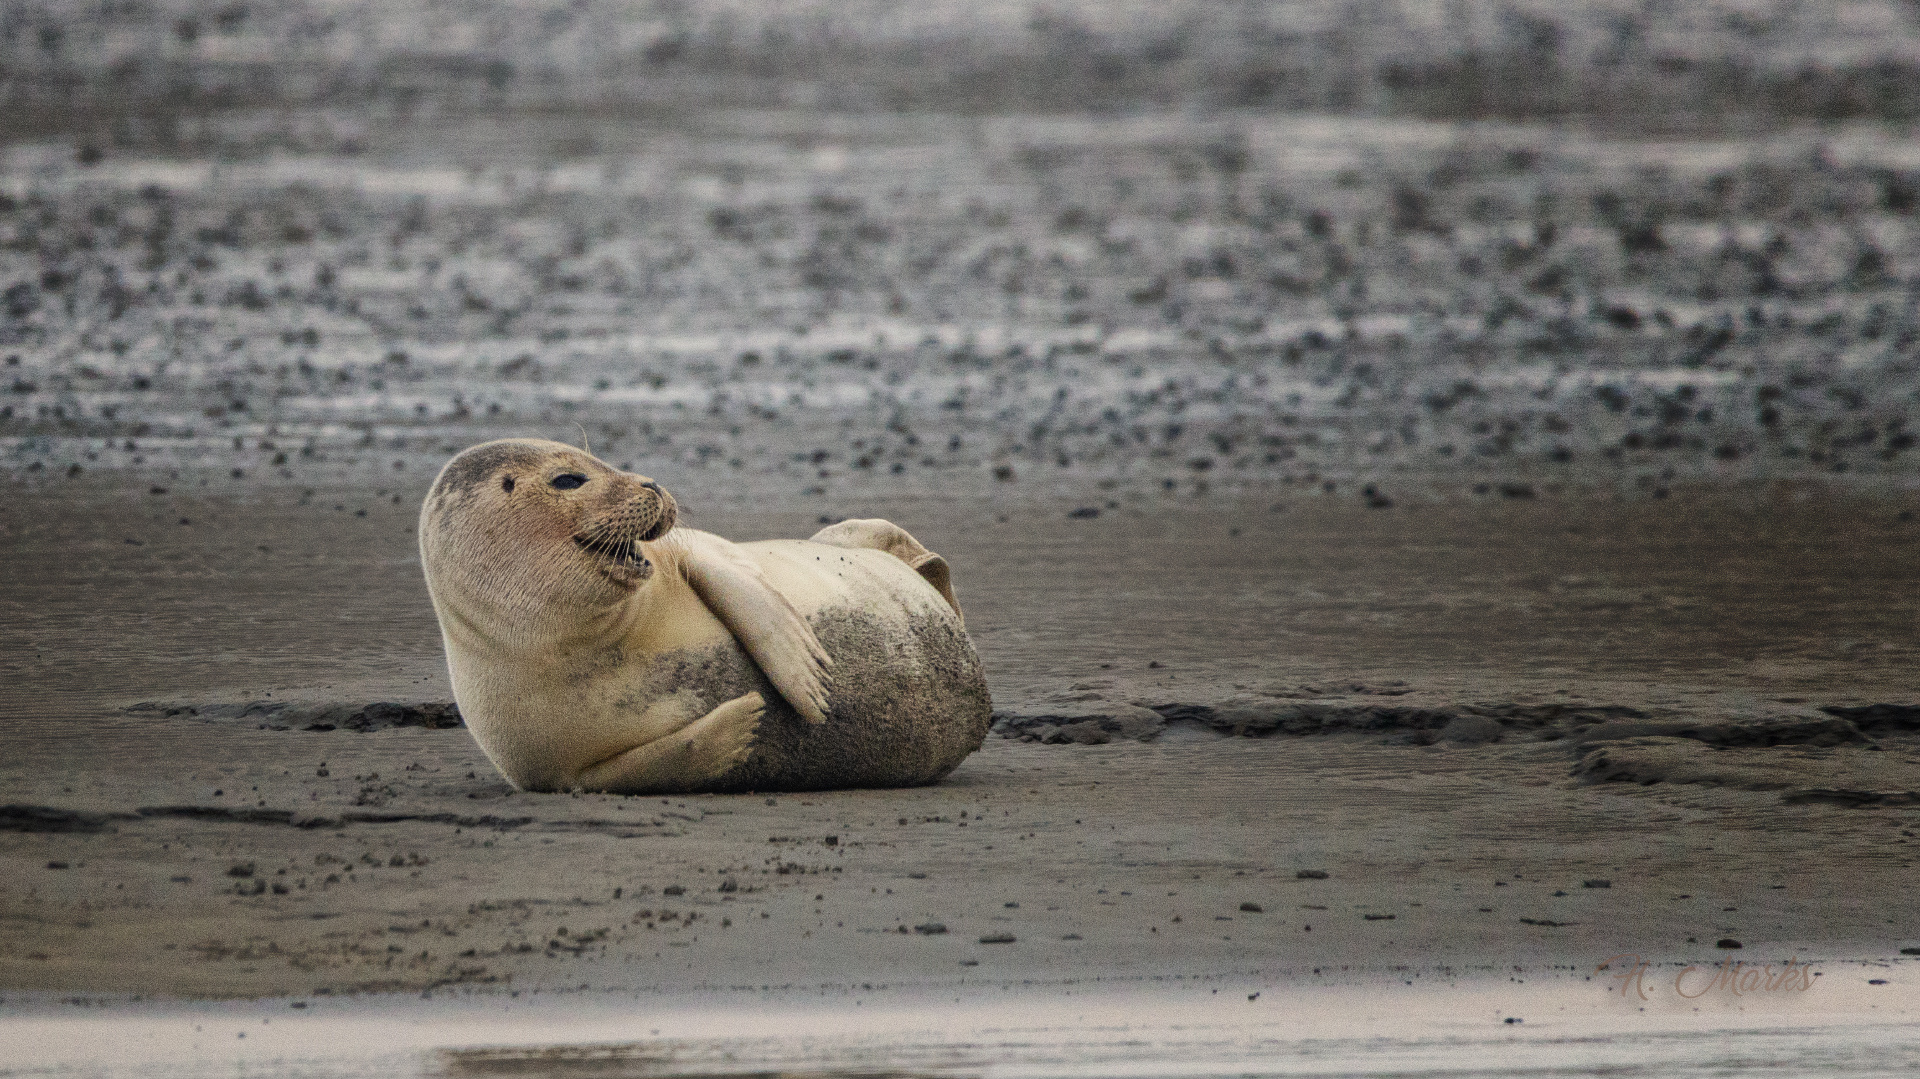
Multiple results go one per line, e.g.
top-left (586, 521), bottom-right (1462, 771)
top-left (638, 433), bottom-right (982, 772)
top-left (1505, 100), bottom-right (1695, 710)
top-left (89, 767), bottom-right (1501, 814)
top-left (8, 1), bottom-right (1920, 123)
top-left (2, 0), bottom-right (1917, 503)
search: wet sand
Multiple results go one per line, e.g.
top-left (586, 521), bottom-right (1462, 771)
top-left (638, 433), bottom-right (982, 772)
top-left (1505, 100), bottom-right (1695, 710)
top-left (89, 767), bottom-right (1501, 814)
top-left (2, 479), bottom-right (1917, 1010)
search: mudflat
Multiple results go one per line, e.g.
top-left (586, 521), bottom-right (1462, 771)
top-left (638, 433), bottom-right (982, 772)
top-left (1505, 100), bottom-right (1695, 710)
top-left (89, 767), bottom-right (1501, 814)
top-left (2, 477), bottom-right (1917, 1001)
top-left (3, 82), bottom-right (1919, 1040)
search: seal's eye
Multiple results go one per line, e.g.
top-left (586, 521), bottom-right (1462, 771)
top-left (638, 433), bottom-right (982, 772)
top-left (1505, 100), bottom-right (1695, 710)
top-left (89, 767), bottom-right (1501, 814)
top-left (549, 473), bottom-right (588, 491)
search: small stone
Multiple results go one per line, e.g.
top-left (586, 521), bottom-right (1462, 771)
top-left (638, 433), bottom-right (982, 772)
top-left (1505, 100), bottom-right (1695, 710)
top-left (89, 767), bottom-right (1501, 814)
top-left (978, 933), bottom-right (1016, 944)
top-left (1239, 902), bottom-right (1263, 913)
top-left (1716, 938), bottom-right (1743, 949)
top-left (1583, 879), bottom-right (1612, 889)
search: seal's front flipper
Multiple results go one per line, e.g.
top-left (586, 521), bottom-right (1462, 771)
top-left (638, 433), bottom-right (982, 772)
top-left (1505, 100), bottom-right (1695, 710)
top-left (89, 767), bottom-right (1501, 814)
top-left (808, 517), bottom-right (963, 624)
top-left (672, 529), bottom-right (834, 724)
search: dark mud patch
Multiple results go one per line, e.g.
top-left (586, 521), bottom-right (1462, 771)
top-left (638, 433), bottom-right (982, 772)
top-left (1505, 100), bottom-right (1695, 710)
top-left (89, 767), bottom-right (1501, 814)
top-left (126, 700), bottom-right (463, 732)
top-left (988, 698), bottom-right (1169, 745)
top-left (992, 692), bottom-right (1649, 745)
top-left (5, 803), bottom-right (683, 834)
top-left (1566, 714), bottom-right (1870, 749)
top-left (992, 693), bottom-right (1920, 750)
top-left (1781, 789), bottom-right (1920, 808)
top-left (1572, 737), bottom-right (1920, 806)
top-left (994, 692), bottom-right (1920, 806)
top-left (0, 804), bottom-right (134, 833)
top-left (133, 804), bottom-right (685, 834)
top-left (1820, 704), bottom-right (1920, 736)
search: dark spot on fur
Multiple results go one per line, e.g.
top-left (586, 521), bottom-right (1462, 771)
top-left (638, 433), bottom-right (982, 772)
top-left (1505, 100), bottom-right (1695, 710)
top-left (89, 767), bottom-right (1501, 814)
top-left (433, 442), bottom-right (547, 500)
top-left (502, 476), bottom-right (515, 493)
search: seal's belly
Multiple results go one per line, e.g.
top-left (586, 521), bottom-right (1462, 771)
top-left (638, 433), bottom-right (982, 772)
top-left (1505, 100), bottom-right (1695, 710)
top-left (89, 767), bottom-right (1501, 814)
top-left (610, 602), bottom-right (991, 791)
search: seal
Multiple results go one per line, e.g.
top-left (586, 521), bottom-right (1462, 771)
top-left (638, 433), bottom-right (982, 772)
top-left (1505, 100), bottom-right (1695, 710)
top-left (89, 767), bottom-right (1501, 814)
top-left (418, 438), bottom-right (991, 794)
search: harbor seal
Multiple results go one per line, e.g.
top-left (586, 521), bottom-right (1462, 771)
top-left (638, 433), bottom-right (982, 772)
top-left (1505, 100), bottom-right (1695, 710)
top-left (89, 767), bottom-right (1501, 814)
top-left (418, 438), bottom-right (991, 794)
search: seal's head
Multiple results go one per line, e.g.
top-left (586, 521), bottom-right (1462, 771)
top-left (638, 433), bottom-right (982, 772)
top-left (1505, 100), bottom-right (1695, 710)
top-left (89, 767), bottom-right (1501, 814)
top-left (419, 439), bottom-right (678, 648)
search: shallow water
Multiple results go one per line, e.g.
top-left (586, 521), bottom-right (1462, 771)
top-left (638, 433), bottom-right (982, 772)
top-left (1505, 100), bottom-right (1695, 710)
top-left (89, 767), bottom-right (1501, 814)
top-left (4, 974), bottom-right (1918, 1078)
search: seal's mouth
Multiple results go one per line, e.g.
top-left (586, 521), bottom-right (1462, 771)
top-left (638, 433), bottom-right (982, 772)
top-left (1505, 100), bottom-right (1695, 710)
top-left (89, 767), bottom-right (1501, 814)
top-left (573, 533), bottom-right (655, 588)
top-left (573, 534), bottom-right (648, 565)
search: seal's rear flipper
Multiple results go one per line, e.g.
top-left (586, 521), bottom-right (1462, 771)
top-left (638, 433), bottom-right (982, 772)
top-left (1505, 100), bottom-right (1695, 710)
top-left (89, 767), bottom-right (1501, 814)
top-left (671, 529), bottom-right (834, 724)
top-left (808, 518), bottom-right (963, 625)
top-left (905, 552), bottom-right (961, 627)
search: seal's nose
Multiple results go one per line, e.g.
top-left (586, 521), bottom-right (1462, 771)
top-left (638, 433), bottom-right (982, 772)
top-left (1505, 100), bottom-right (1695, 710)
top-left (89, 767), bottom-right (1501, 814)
top-left (634, 482), bottom-right (676, 541)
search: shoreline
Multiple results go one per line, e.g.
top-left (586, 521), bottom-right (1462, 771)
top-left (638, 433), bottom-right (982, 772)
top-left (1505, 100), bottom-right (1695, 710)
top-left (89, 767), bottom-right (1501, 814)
top-left (3, 967), bottom-right (1915, 1078)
